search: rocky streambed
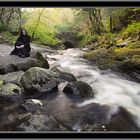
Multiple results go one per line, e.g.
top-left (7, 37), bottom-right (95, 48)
top-left (0, 44), bottom-right (139, 132)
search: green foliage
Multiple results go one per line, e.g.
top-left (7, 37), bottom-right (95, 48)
top-left (56, 23), bottom-right (73, 32)
top-left (22, 9), bottom-right (63, 46)
top-left (0, 23), bottom-right (7, 32)
top-left (98, 33), bottom-right (116, 44)
top-left (122, 22), bottom-right (140, 38)
top-left (78, 33), bottom-right (99, 48)
top-left (0, 31), bottom-right (17, 44)
top-left (125, 41), bottom-right (140, 49)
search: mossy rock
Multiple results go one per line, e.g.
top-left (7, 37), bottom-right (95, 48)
top-left (114, 48), bottom-right (140, 61)
top-left (36, 52), bottom-right (50, 69)
top-left (20, 67), bottom-right (60, 94)
top-left (83, 48), bottom-right (116, 69)
top-left (0, 80), bottom-right (3, 91)
top-left (1, 83), bottom-right (22, 97)
top-left (0, 71), bottom-right (24, 85)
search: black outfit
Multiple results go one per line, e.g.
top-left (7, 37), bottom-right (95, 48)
top-left (10, 35), bottom-right (31, 58)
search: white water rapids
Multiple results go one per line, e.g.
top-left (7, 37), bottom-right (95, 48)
top-left (46, 48), bottom-right (140, 128)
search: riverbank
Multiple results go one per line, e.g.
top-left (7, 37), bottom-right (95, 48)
top-left (83, 39), bottom-right (140, 83)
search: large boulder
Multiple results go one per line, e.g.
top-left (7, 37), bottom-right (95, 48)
top-left (106, 107), bottom-right (139, 131)
top-left (78, 103), bottom-right (139, 131)
top-left (20, 67), bottom-right (60, 94)
top-left (17, 111), bottom-right (69, 131)
top-left (0, 51), bottom-right (49, 74)
top-left (63, 81), bottom-right (94, 98)
top-left (0, 71), bottom-right (24, 85)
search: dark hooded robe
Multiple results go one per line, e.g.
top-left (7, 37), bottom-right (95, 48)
top-left (10, 34), bottom-right (31, 57)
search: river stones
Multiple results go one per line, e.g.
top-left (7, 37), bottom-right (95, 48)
top-left (20, 67), bottom-right (60, 94)
top-left (59, 72), bottom-right (77, 82)
top-left (32, 51), bottom-right (50, 69)
top-left (63, 81), bottom-right (94, 98)
top-left (106, 107), bottom-right (139, 131)
top-left (18, 110), bottom-right (69, 131)
top-left (78, 103), bottom-right (139, 131)
top-left (0, 71), bottom-right (24, 85)
top-left (51, 67), bottom-right (77, 82)
top-left (0, 51), bottom-right (49, 74)
top-left (0, 83), bottom-right (22, 101)
top-left (21, 99), bottom-right (43, 112)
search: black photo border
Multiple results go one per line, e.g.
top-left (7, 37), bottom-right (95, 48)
top-left (0, 0), bottom-right (140, 138)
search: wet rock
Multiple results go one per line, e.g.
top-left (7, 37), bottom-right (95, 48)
top-left (20, 67), bottom-right (60, 94)
top-left (81, 123), bottom-right (106, 131)
top-left (0, 71), bottom-right (24, 85)
top-left (81, 103), bottom-right (110, 122)
top-left (31, 51), bottom-right (50, 69)
top-left (63, 81), bottom-right (94, 98)
top-left (56, 32), bottom-right (79, 49)
top-left (0, 51), bottom-right (49, 74)
top-left (51, 67), bottom-right (77, 82)
top-left (18, 111), bottom-right (69, 131)
top-left (78, 104), bottom-right (139, 131)
top-left (0, 83), bottom-right (22, 101)
top-left (21, 99), bottom-right (43, 112)
top-left (1, 83), bottom-right (22, 96)
top-left (106, 107), bottom-right (139, 131)
top-left (59, 72), bottom-right (77, 82)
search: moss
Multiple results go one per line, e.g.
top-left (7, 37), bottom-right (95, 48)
top-left (127, 41), bottom-right (140, 49)
top-left (36, 52), bottom-right (50, 69)
top-left (97, 33), bottom-right (117, 47)
top-left (83, 48), bottom-right (116, 69)
top-left (0, 80), bottom-right (3, 91)
top-left (122, 22), bottom-right (140, 39)
top-left (84, 44), bottom-right (140, 72)
top-left (114, 47), bottom-right (140, 61)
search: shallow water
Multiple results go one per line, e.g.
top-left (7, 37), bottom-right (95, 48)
top-left (46, 48), bottom-right (140, 129)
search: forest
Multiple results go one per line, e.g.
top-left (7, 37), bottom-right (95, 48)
top-left (0, 8), bottom-right (140, 132)
top-left (1, 8), bottom-right (140, 70)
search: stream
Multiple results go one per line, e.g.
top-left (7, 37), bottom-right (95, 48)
top-left (43, 47), bottom-right (140, 131)
top-left (0, 44), bottom-right (140, 131)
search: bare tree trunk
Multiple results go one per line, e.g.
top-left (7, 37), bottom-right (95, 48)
top-left (18, 8), bottom-right (22, 30)
top-left (86, 21), bottom-right (93, 35)
top-left (109, 10), bottom-right (113, 33)
top-left (32, 9), bottom-right (45, 40)
top-left (0, 8), bottom-right (4, 25)
top-left (6, 8), bottom-right (15, 25)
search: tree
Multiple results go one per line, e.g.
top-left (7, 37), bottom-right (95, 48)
top-left (0, 8), bottom-right (21, 32)
top-left (31, 8), bottom-right (45, 40)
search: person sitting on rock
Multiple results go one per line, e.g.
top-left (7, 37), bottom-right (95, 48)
top-left (10, 29), bottom-right (31, 58)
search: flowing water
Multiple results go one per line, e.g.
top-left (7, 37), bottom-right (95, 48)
top-left (45, 48), bottom-right (140, 130)
top-left (1, 44), bottom-right (140, 131)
